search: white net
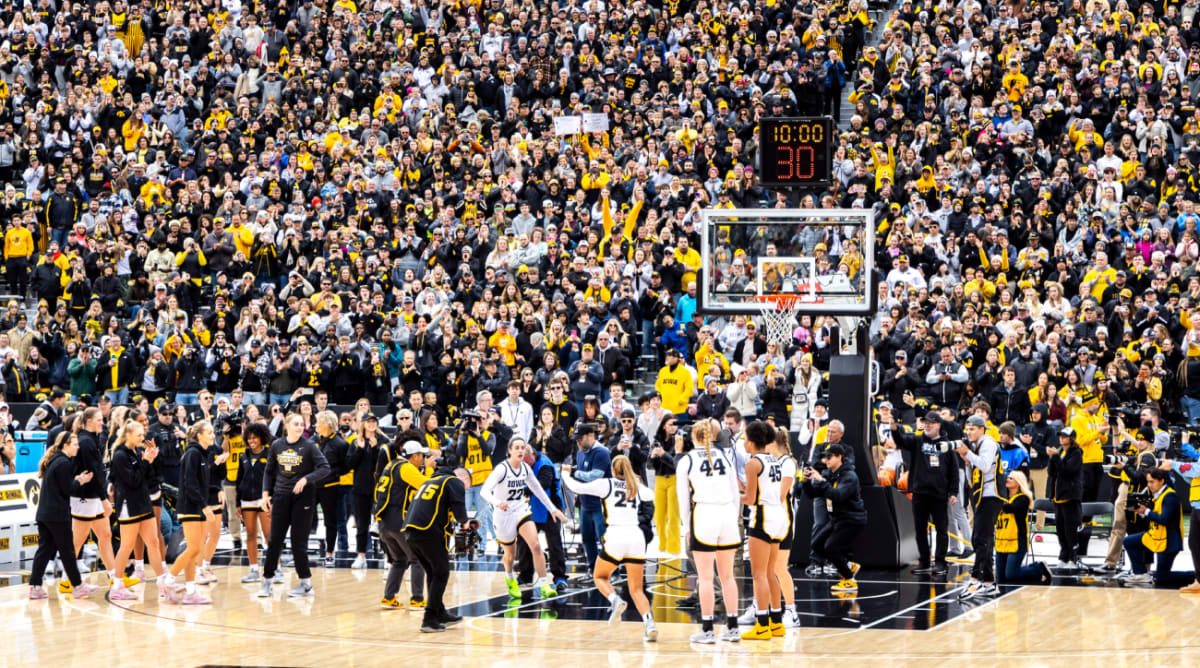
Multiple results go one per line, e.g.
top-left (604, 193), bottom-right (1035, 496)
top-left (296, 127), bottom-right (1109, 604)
top-left (753, 297), bottom-right (804, 350)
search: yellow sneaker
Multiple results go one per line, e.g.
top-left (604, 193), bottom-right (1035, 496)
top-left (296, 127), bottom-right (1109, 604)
top-left (1181, 582), bottom-right (1200, 594)
top-left (380, 596), bottom-right (404, 609)
top-left (848, 562), bottom-right (861, 578)
top-left (769, 621), bottom-right (785, 637)
top-left (741, 623), bottom-right (772, 641)
top-left (409, 597), bottom-right (427, 610)
top-left (831, 579), bottom-right (858, 593)
top-left (122, 576), bottom-right (141, 588)
top-left (58, 581), bottom-right (73, 594)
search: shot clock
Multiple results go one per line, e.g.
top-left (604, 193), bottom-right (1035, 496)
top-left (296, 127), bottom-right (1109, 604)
top-left (757, 117), bottom-right (834, 188)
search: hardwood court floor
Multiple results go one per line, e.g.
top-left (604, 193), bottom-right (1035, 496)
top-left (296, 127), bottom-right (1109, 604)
top-left (7, 563), bottom-right (1200, 668)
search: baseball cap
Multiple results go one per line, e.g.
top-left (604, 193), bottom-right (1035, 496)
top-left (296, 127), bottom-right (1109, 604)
top-left (822, 443), bottom-right (848, 458)
top-left (1137, 426), bottom-right (1156, 441)
top-left (966, 415), bottom-right (987, 428)
top-left (621, 409), bottom-right (637, 419)
top-left (1059, 427), bottom-right (1076, 438)
top-left (400, 440), bottom-right (430, 457)
top-left (574, 424), bottom-right (596, 439)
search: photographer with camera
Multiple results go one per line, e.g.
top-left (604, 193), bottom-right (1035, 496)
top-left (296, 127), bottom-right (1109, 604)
top-left (802, 443), bottom-right (867, 593)
top-left (956, 415), bottom-right (1004, 599)
top-left (219, 408), bottom-right (248, 550)
top-left (376, 440), bottom-right (431, 610)
top-left (888, 411), bottom-right (959, 575)
top-left (1119, 469), bottom-right (1184, 586)
top-left (1100, 425), bottom-right (1159, 573)
top-left (172, 345), bottom-right (207, 406)
top-left (1047, 427), bottom-right (1085, 571)
top-left (455, 404), bottom-right (497, 549)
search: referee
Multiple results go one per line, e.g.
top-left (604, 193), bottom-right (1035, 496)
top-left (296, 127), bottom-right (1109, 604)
top-left (404, 468), bottom-right (471, 633)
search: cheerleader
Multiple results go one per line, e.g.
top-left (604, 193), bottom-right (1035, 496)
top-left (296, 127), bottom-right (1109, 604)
top-left (738, 420), bottom-right (790, 640)
top-left (168, 421), bottom-right (216, 604)
top-left (562, 454), bottom-right (658, 641)
top-left (237, 423), bottom-right (273, 583)
top-left (28, 433), bottom-right (100, 600)
top-left (676, 418), bottom-right (742, 644)
top-left (481, 438), bottom-right (567, 599)
top-left (70, 408), bottom-right (117, 582)
top-left (108, 419), bottom-right (172, 600)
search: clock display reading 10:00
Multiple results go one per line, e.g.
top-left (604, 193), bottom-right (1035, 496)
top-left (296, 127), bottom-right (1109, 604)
top-left (758, 117), bottom-right (833, 188)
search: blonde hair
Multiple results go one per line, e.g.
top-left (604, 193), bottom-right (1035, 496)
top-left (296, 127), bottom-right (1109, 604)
top-left (316, 410), bottom-right (339, 431)
top-left (612, 454), bottom-right (638, 499)
top-left (773, 427), bottom-right (791, 456)
top-left (692, 418), bottom-right (718, 466)
top-left (1007, 470), bottom-right (1033, 498)
top-left (186, 420), bottom-right (214, 445)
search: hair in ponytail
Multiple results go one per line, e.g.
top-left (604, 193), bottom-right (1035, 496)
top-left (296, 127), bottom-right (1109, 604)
top-left (187, 420), bottom-right (214, 445)
top-left (774, 427), bottom-right (792, 456)
top-left (692, 418), bottom-right (717, 466)
top-left (612, 454), bottom-right (638, 498)
top-left (75, 407), bottom-right (101, 434)
top-left (38, 431), bottom-right (74, 479)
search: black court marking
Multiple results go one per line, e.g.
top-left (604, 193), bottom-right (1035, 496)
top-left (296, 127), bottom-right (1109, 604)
top-left (451, 562), bottom-right (1023, 631)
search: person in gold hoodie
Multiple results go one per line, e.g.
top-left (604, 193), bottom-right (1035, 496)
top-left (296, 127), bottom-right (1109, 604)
top-left (4, 217), bottom-right (34, 296)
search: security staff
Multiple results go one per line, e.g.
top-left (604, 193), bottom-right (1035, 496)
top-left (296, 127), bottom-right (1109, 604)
top-left (257, 413), bottom-right (330, 599)
top-left (375, 440), bottom-right (431, 609)
top-left (1101, 426), bottom-right (1157, 573)
top-left (147, 402), bottom-right (185, 487)
top-left (890, 411), bottom-right (959, 574)
top-left (404, 469), bottom-right (471, 633)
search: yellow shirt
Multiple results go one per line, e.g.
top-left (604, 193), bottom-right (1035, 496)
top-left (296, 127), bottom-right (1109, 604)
top-left (1070, 411), bottom-right (1108, 464)
top-left (655, 363), bottom-right (696, 414)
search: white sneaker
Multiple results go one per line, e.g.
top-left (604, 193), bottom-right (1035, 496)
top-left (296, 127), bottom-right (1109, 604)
top-left (608, 598), bottom-right (628, 625)
top-left (241, 570), bottom-right (262, 583)
top-left (288, 581), bottom-right (314, 597)
top-left (1120, 572), bottom-right (1154, 585)
top-left (737, 604), bottom-right (757, 626)
top-left (976, 583), bottom-right (998, 597)
top-left (351, 555), bottom-right (367, 570)
top-left (272, 571), bottom-right (284, 584)
top-left (689, 629), bottom-right (716, 644)
top-left (782, 609), bottom-right (801, 628)
top-left (643, 620), bottom-right (658, 642)
top-left (719, 627), bottom-right (742, 642)
top-left (256, 581), bottom-right (272, 598)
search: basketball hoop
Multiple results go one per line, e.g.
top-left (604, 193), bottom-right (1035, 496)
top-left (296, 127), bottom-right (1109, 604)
top-left (752, 295), bottom-right (804, 349)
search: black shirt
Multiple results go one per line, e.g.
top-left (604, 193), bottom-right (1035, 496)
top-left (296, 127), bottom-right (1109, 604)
top-left (262, 436), bottom-right (330, 497)
top-left (402, 474), bottom-right (468, 534)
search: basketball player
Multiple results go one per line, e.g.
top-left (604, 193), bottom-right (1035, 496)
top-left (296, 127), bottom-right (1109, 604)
top-left (481, 438), bottom-right (567, 599)
top-left (677, 418), bottom-right (742, 643)
top-left (70, 408), bottom-right (117, 584)
top-left (28, 433), bottom-right (100, 600)
top-left (258, 414), bottom-right (331, 599)
top-left (562, 454), bottom-right (658, 641)
top-left (739, 420), bottom-right (789, 639)
top-left (108, 419), bottom-right (171, 600)
top-left (168, 421), bottom-right (217, 604)
top-left (237, 423), bottom-right (274, 583)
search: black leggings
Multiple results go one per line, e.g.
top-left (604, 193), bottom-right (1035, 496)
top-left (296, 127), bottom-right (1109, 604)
top-left (971, 497), bottom-right (1003, 582)
top-left (29, 520), bottom-right (82, 587)
top-left (353, 492), bottom-right (373, 555)
top-left (264, 490), bottom-right (316, 579)
top-left (317, 485), bottom-right (346, 555)
top-left (912, 493), bottom-right (949, 566)
top-left (1056, 499), bottom-right (1082, 563)
top-left (1078, 463), bottom-right (1102, 554)
top-left (1190, 509), bottom-right (1200, 574)
top-left (517, 519), bottom-right (567, 582)
top-left (406, 528), bottom-right (451, 623)
top-left (812, 520), bottom-right (865, 579)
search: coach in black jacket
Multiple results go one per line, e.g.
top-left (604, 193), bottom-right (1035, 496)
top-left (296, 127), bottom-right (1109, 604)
top-left (891, 411), bottom-right (960, 573)
top-left (314, 411), bottom-right (351, 562)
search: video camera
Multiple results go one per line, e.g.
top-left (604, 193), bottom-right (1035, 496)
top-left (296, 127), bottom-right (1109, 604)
top-left (453, 518), bottom-right (481, 556)
top-left (1127, 491), bottom-right (1153, 510)
top-left (215, 408), bottom-right (245, 435)
top-left (457, 409), bottom-right (482, 434)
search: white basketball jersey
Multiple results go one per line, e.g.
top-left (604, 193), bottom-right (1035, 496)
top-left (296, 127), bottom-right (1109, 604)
top-left (600, 478), bottom-right (654, 527)
top-left (683, 447), bottom-right (738, 505)
top-left (753, 453), bottom-right (784, 508)
top-left (494, 461), bottom-right (532, 512)
top-left (779, 454), bottom-right (798, 503)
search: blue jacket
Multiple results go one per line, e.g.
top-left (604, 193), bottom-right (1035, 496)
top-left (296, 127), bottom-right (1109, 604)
top-left (661, 325), bottom-right (689, 359)
top-left (529, 452), bottom-right (561, 523)
top-left (824, 59), bottom-right (847, 89)
top-left (573, 444), bottom-right (611, 511)
top-left (998, 444), bottom-right (1030, 477)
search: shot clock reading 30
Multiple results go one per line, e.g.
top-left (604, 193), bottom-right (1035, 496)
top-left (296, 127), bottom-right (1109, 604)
top-left (758, 117), bottom-right (834, 189)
